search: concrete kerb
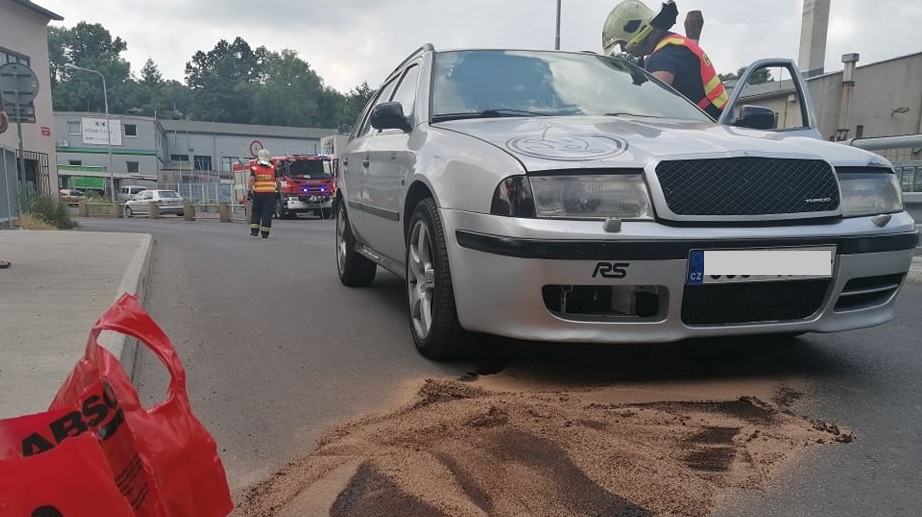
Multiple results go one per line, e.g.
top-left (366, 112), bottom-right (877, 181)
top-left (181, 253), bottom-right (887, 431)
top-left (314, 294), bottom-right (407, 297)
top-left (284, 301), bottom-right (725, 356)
top-left (96, 233), bottom-right (153, 382)
top-left (909, 256), bottom-right (922, 283)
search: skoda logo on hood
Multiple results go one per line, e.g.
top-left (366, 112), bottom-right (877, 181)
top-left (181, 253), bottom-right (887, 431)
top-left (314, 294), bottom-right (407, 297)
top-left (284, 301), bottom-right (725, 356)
top-left (506, 132), bottom-right (629, 162)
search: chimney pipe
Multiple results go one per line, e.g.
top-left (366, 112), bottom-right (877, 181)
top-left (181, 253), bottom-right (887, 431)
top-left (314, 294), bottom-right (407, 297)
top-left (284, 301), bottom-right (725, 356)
top-left (836, 53), bottom-right (860, 141)
top-left (799, 0), bottom-right (831, 79)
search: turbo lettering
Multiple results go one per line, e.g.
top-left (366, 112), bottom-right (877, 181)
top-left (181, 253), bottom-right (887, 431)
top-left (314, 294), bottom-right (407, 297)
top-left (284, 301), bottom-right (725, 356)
top-left (20, 380), bottom-right (123, 457)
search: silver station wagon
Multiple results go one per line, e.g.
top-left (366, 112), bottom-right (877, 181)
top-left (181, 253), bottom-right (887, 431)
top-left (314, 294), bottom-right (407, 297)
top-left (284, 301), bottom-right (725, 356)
top-left (335, 44), bottom-right (918, 360)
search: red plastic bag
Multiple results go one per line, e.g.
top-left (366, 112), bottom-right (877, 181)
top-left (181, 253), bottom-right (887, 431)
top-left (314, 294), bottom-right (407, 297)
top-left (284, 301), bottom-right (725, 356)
top-left (0, 293), bottom-right (233, 516)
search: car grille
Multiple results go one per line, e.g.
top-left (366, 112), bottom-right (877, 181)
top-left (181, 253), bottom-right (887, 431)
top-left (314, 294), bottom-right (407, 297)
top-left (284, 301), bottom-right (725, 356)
top-left (681, 279), bottom-right (830, 325)
top-left (655, 158), bottom-right (840, 218)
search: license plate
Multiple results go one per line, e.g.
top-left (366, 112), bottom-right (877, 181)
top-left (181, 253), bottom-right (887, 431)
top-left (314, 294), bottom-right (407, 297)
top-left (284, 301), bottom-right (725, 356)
top-left (687, 246), bottom-right (835, 285)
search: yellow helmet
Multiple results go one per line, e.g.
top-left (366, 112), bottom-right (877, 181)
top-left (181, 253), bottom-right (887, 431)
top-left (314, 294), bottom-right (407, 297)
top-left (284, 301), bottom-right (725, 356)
top-left (256, 149), bottom-right (271, 163)
top-left (602, 0), bottom-right (656, 55)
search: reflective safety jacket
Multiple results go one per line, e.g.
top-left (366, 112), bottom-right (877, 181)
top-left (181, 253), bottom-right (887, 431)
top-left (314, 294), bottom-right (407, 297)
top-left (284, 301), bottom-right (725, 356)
top-left (250, 163), bottom-right (277, 193)
top-left (653, 34), bottom-right (728, 114)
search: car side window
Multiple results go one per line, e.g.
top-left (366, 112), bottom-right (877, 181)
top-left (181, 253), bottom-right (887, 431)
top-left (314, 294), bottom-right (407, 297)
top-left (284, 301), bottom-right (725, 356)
top-left (357, 78), bottom-right (400, 138)
top-left (390, 65), bottom-right (420, 119)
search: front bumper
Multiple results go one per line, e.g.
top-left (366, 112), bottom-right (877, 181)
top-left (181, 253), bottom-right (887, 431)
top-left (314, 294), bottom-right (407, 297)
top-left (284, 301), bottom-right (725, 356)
top-left (282, 195), bottom-right (332, 211)
top-left (442, 209), bottom-right (918, 343)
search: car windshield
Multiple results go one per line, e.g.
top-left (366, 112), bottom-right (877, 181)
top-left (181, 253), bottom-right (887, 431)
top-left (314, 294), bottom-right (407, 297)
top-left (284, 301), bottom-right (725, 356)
top-left (431, 50), bottom-right (711, 122)
top-left (281, 159), bottom-right (331, 179)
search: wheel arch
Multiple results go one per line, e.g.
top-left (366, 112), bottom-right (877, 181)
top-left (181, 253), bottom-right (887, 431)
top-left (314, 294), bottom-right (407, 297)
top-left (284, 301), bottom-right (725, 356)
top-left (403, 180), bottom-right (436, 239)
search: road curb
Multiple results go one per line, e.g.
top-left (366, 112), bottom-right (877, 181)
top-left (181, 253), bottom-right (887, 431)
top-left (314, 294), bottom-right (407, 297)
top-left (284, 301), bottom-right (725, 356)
top-left (96, 233), bottom-right (153, 382)
top-left (909, 255), bottom-right (922, 283)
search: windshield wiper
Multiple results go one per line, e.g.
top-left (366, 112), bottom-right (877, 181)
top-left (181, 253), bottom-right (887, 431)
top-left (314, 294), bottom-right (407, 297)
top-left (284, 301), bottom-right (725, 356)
top-left (432, 108), bottom-right (555, 122)
top-left (603, 112), bottom-right (659, 118)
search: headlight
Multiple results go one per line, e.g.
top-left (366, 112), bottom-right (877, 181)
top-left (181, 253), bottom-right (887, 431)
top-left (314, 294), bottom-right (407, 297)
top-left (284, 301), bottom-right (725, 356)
top-left (838, 171), bottom-right (902, 217)
top-left (529, 174), bottom-right (653, 219)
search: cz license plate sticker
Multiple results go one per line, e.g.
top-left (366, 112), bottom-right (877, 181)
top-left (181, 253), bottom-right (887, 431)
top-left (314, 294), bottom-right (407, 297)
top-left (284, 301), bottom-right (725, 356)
top-left (687, 246), bottom-right (836, 285)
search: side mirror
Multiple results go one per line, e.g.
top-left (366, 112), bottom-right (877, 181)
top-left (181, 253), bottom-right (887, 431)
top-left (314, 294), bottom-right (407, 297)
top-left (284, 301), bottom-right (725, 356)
top-left (732, 105), bottom-right (777, 130)
top-left (370, 102), bottom-right (412, 132)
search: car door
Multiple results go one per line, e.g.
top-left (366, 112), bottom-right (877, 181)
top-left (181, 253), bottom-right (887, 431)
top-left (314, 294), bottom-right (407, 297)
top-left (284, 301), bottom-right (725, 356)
top-left (343, 77), bottom-right (400, 243)
top-left (362, 64), bottom-right (421, 263)
top-left (133, 190), bottom-right (153, 213)
top-left (718, 58), bottom-right (822, 139)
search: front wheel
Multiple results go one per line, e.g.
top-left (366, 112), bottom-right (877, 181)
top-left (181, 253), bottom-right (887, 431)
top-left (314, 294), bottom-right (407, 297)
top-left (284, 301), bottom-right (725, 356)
top-left (335, 200), bottom-right (376, 286)
top-left (406, 198), bottom-right (469, 360)
top-left (124, 206), bottom-right (133, 217)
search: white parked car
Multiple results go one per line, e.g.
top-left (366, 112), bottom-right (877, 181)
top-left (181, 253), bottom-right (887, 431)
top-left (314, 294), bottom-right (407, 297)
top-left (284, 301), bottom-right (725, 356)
top-left (124, 189), bottom-right (184, 217)
top-left (335, 45), bottom-right (918, 360)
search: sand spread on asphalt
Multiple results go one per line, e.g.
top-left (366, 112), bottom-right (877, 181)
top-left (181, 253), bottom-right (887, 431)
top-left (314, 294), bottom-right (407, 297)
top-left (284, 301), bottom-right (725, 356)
top-left (238, 376), bottom-right (851, 517)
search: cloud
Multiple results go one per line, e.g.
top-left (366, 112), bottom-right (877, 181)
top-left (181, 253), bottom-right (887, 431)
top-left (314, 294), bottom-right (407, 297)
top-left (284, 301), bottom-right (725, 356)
top-left (41, 0), bottom-right (922, 93)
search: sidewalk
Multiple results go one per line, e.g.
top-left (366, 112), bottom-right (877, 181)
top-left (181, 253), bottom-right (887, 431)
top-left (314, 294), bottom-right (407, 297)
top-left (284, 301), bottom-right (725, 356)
top-left (1, 227), bottom-right (920, 421)
top-left (0, 229), bottom-right (152, 419)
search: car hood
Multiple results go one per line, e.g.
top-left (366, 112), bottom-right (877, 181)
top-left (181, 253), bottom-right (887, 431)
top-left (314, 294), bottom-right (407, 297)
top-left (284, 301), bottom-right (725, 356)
top-left (434, 116), bottom-right (886, 172)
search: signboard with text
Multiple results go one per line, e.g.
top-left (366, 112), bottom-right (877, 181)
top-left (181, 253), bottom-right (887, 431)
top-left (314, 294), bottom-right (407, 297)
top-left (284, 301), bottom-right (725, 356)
top-left (81, 117), bottom-right (122, 146)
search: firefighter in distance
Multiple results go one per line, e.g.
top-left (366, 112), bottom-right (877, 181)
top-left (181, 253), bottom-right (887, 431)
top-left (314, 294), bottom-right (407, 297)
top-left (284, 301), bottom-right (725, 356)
top-left (248, 149), bottom-right (282, 238)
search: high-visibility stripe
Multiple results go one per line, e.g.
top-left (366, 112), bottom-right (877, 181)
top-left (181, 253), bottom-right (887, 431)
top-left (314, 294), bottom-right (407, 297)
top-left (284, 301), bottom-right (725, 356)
top-left (653, 34), bottom-right (728, 113)
top-left (251, 164), bottom-right (277, 193)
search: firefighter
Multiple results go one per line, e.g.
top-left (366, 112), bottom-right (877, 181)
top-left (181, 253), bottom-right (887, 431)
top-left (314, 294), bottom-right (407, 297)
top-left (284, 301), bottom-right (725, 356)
top-left (248, 149), bottom-right (281, 238)
top-left (602, 0), bottom-right (728, 119)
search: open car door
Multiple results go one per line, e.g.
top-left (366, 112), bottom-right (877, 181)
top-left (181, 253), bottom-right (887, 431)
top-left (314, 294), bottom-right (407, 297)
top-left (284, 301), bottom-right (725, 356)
top-left (718, 58), bottom-right (823, 140)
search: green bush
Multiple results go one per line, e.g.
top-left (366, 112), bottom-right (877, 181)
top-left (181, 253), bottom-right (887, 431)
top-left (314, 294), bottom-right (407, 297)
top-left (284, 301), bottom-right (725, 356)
top-left (20, 193), bottom-right (78, 229)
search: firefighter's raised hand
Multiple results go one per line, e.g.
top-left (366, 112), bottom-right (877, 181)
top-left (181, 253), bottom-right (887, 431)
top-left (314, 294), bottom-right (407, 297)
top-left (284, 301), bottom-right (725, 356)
top-left (685, 11), bottom-right (704, 42)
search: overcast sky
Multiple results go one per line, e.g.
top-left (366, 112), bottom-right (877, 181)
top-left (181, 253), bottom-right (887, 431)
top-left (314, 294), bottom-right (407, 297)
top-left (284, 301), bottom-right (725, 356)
top-left (41, 0), bottom-right (922, 94)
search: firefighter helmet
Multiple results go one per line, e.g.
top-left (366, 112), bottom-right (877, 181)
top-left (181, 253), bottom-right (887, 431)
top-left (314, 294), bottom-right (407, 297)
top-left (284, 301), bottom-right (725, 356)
top-left (602, 0), bottom-right (656, 56)
top-left (256, 149), bottom-right (271, 164)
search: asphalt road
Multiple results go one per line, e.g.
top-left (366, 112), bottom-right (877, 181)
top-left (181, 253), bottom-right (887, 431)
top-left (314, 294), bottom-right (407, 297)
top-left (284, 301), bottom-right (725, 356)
top-left (77, 217), bottom-right (922, 516)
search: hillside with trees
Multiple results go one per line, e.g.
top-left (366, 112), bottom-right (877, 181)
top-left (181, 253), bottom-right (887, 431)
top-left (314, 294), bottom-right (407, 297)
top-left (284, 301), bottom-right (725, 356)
top-left (48, 22), bottom-right (374, 130)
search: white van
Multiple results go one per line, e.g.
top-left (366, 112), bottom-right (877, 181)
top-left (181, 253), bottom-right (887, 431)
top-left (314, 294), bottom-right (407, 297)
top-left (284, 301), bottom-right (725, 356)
top-left (117, 185), bottom-right (148, 202)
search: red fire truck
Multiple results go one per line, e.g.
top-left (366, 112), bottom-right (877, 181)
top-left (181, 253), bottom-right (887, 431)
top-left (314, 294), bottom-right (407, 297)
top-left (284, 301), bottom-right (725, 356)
top-left (234, 154), bottom-right (336, 219)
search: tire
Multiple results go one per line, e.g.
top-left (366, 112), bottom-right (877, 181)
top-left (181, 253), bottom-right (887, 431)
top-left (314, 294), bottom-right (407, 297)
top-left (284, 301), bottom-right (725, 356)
top-left (321, 207), bottom-right (334, 220)
top-left (335, 200), bottom-right (376, 286)
top-left (405, 198), bottom-right (469, 360)
top-left (124, 206), bottom-right (133, 217)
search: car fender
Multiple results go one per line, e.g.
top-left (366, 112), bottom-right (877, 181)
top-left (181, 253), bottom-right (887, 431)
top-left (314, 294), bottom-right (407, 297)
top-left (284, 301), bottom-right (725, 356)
top-left (410, 125), bottom-right (526, 215)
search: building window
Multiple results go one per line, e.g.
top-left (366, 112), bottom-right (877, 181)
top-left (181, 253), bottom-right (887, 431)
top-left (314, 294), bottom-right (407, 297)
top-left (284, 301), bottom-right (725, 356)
top-left (126, 161), bottom-right (140, 173)
top-left (67, 121), bottom-right (81, 135)
top-left (0, 46), bottom-right (30, 66)
top-left (124, 124), bottom-right (137, 137)
top-left (170, 154), bottom-right (189, 162)
top-left (69, 160), bottom-right (82, 166)
top-left (221, 157), bottom-right (240, 172)
top-left (194, 155), bottom-right (212, 171)
top-left (1, 47), bottom-right (35, 122)
top-left (855, 125), bottom-right (864, 139)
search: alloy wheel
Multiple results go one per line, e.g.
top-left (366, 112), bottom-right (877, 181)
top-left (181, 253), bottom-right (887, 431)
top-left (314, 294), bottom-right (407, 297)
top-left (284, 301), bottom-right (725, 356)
top-left (407, 219), bottom-right (435, 339)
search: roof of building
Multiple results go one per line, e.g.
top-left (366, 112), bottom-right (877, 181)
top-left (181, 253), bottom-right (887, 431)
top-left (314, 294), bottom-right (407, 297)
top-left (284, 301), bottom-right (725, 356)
top-left (12, 0), bottom-right (63, 20)
top-left (159, 120), bottom-right (336, 140)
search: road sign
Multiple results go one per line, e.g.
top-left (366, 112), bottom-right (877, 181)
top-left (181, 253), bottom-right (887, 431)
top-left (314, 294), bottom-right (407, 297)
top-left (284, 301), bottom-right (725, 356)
top-left (0, 62), bottom-right (39, 123)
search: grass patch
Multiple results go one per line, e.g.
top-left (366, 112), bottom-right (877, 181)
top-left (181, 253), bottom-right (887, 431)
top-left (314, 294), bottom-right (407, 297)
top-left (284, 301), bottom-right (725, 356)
top-left (18, 212), bottom-right (58, 230)
top-left (20, 193), bottom-right (78, 229)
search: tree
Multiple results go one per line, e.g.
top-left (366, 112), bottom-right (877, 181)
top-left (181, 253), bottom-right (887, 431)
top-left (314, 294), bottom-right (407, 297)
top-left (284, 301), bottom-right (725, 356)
top-left (49, 22), bottom-right (133, 113)
top-left (184, 37), bottom-right (269, 122)
top-left (247, 49), bottom-right (325, 127)
top-left (719, 66), bottom-right (773, 85)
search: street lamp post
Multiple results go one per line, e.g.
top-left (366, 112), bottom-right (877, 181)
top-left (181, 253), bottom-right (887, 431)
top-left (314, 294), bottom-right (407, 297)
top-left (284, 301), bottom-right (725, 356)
top-left (63, 63), bottom-right (115, 204)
